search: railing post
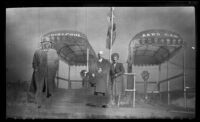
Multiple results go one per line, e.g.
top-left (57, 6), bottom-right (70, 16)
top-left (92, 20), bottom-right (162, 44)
top-left (133, 74), bottom-right (136, 108)
top-left (68, 65), bottom-right (71, 89)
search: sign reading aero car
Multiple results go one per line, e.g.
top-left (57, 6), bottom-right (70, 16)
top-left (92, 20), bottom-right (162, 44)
top-left (128, 29), bottom-right (184, 66)
top-left (141, 32), bottom-right (179, 38)
top-left (133, 30), bottom-right (184, 46)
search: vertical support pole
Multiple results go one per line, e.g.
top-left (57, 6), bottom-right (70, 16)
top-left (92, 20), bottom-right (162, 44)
top-left (144, 79), bottom-right (148, 100)
top-left (109, 7), bottom-right (114, 101)
top-left (143, 72), bottom-right (148, 100)
top-left (109, 7), bottom-right (114, 63)
top-left (158, 64), bottom-right (161, 101)
top-left (86, 48), bottom-right (89, 72)
top-left (128, 40), bottom-right (136, 108)
top-left (167, 59), bottom-right (170, 105)
top-left (68, 65), bottom-right (71, 89)
top-left (133, 74), bottom-right (136, 108)
top-left (127, 63), bottom-right (133, 107)
top-left (108, 7), bottom-right (114, 100)
top-left (86, 48), bottom-right (89, 88)
top-left (183, 45), bottom-right (187, 109)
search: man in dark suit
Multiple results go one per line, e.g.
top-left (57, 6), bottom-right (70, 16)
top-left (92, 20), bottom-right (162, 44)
top-left (110, 53), bottom-right (125, 107)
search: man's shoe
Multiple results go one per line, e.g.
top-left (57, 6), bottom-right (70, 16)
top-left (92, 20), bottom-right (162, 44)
top-left (47, 93), bottom-right (52, 98)
top-left (38, 105), bottom-right (41, 109)
top-left (94, 92), bottom-right (98, 95)
top-left (102, 105), bottom-right (107, 108)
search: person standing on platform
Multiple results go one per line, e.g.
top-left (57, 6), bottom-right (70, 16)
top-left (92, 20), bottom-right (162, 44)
top-left (110, 53), bottom-right (125, 107)
top-left (94, 51), bottom-right (111, 96)
top-left (29, 40), bottom-right (48, 108)
top-left (87, 51), bottom-right (111, 108)
top-left (43, 37), bottom-right (59, 98)
top-left (28, 37), bottom-right (59, 108)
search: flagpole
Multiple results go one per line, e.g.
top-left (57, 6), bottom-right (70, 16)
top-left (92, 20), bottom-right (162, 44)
top-left (109, 7), bottom-right (114, 104)
top-left (109, 7), bottom-right (114, 62)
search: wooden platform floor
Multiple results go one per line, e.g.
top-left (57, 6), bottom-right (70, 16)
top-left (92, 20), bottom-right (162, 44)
top-left (6, 88), bottom-right (195, 119)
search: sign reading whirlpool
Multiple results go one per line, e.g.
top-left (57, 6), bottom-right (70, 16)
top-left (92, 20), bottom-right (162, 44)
top-left (41, 32), bottom-right (83, 43)
top-left (48, 33), bottom-right (81, 37)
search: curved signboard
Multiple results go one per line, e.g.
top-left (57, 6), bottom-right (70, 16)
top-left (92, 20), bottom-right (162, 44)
top-left (127, 29), bottom-right (184, 66)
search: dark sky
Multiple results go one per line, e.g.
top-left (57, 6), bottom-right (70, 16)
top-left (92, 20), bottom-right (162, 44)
top-left (6, 7), bottom-right (195, 83)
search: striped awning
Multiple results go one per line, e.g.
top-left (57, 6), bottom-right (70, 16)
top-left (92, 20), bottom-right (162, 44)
top-left (42, 30), bottom-right (97, 67)
top-left (127, 29), bottom-right (185, 66)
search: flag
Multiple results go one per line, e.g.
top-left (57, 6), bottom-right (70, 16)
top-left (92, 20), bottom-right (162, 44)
top-left (106, 7), bottom-right (116, 49)
top-left (106, 23), bottom-right (116, 49)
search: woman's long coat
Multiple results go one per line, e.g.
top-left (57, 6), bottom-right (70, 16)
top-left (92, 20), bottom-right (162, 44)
top-left (46, 48), bottom-right (59, 94)
top-left (28, 49), bottom-right (48, 103)
top-left (94, 58), bottom-right (111, 94)
top-left (86, 58), bottom-right (111, 106)
top-left (29, 48), bottom-right (58, 100)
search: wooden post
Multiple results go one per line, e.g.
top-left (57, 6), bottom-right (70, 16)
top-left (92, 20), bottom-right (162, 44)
top-left (68, 65), bottom-right (71, 89)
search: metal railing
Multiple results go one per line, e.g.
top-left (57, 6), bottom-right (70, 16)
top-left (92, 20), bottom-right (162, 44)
top-left (158, 74), bottom-right (195, 110)
top-left (123, 73), bottom-right (136, 108)
top-left (56, 76), bottom-right (82, 89)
